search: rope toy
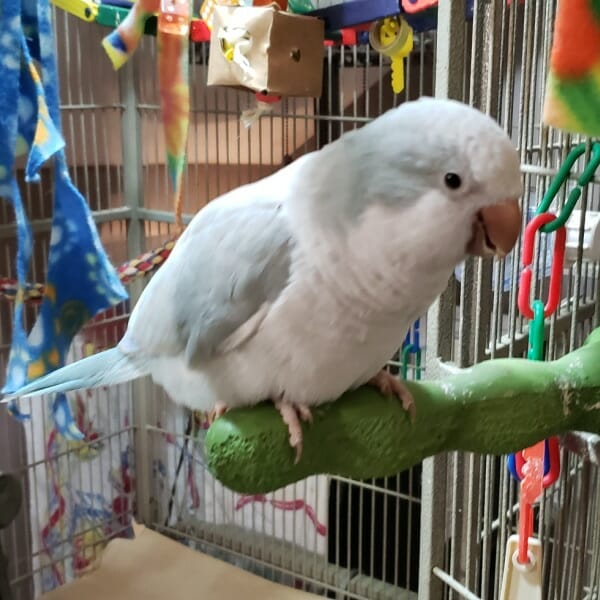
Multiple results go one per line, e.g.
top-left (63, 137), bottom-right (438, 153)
top-left (0, 237), bottom-right (177, 303)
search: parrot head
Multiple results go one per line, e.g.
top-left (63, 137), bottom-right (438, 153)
top-left (329, 96), bottom-right (524, 268)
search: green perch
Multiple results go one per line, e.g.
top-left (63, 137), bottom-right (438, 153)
top-left (205, 328), bottom-right (600, 494)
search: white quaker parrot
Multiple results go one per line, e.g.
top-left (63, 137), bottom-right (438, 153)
top-left (3, 97), bottom-right (523, 462)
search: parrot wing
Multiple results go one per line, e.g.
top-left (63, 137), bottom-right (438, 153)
top-left (121, 191), bottom-right (294, 369)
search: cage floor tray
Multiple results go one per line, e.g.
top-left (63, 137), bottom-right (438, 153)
top-left (39, 522), bottom-right (321, 600)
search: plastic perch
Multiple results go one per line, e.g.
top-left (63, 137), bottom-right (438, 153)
top-left (205, 327), bottom-right (600, 494)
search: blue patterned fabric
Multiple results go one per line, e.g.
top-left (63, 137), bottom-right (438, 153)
top-left (0, 0), bottom-right (128, 436)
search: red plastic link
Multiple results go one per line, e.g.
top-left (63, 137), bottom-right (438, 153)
top-left (513, 436), bottom-right (561, 488)
top-left (518, 441), bottom-right (545, 564)
top-left (515, 208), bottom-right (567, 565)
top-left (518, 212), bottom-right (566, 319)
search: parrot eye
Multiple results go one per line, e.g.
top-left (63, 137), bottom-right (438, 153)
top-left (444, 173), bottom-right (462, 190)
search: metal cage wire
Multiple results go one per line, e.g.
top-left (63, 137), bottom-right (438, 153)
top-left (0, 1), bottom-right (598, 599)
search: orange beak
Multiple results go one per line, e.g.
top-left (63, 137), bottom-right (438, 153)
top-left (466, 198), bottom-right (522, 258)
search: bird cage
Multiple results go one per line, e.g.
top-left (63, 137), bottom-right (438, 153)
top-left (1, 1), bottom-right (599, 599)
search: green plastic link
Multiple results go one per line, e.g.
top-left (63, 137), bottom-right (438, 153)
top-left (415, 348), bottom-right (422, 381)
top-left (537, 142), bottom-right (600, 233)
top-left (539, 186), bottom-right (581, 233)
top-left (536, 143), bottom-right (586, 215)
top-left (527, 300), bottom-right (546, 361)
top-left (577, 142), bottom-right (600, 186)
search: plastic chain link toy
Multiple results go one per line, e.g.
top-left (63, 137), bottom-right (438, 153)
top-left (499, 141), bottom-right (600, 597)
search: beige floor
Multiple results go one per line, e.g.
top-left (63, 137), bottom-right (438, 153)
top-left (40, 522), bottom-right (321, 600)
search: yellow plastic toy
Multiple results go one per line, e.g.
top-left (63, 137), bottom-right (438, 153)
top-left (50, 0), bottom-right (99, 22)
top-left (369, 15), bottom-right (413, 95)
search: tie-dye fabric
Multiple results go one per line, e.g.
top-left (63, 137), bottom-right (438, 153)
top-left (0, 0), bottom-right (128, 431)
top-left (102, 0), bottom-right (191, 232)
top-left (101, 0), bottom-right (160, 69)
top-left (543, 0), bottom-right (600, 137)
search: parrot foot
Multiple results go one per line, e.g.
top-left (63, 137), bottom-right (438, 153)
top-left (275, 398), bottom-right (313, 464)
top-left (369, 369), bottom-right (417, 422)
top-left (208, 401), bottom-right (228, 424)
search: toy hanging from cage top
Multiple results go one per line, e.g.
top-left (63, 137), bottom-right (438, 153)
top-left (499, 209), bottom-right (564, 599)
top-left (499, 142), bottom-right (600, 597)
top-left (369, 15), bottom-right (413, 95)
top-left (200, 1), bottom-right (283, 127)
top-left (543, 0), bottom-right (600, 137)
top-left (205, 5), bottom-right (324, 97)
top-left (205, 4), bottom-right (324, 128)
top-left (287, 0), bottom-right (474, 34)
top-left (102, 0), bottom-right (192, 234)
top-left (0, 0), bottom-right (127, 427)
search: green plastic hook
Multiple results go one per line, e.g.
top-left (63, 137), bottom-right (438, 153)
top-left (536, 142), bottom-right (600, 233)
top-left (527, 299), bottom-right (546, 361)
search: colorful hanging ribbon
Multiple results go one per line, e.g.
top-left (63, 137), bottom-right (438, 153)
top-left (102, 0), bottom-right (191, 234)
top-left (0, 0), bottom-right (128, 434)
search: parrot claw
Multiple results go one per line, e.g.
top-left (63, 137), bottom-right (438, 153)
top-left (369, 369), bottom-right (416, 423)
top-left (208, 401), bottom-right (228, 424)
top-left (275, 398), bottom-right (312, 464)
